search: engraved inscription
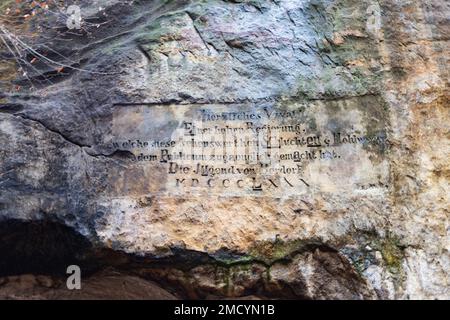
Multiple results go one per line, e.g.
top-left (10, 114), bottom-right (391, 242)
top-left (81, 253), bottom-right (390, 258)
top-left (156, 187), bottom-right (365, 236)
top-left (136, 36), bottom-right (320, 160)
top-left (109, 98), bottom-right (390, 197)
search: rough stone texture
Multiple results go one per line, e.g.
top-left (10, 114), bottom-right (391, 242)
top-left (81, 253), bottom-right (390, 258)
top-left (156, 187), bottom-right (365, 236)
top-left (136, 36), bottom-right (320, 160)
top-left (0, 269), bottom-right (178, 300)
top-left (0, 0), bottom-right (448, 299)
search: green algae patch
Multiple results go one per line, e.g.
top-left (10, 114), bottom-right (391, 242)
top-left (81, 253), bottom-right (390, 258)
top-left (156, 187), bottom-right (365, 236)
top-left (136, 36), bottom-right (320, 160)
top-left (249, 238), bottom-right (318, 264)
top-left (378, 236), bottom-right (404, 272)
top-left (213, 255), bottom-right (254, 267)
top-left (357, 232), bottom-right (405, 274)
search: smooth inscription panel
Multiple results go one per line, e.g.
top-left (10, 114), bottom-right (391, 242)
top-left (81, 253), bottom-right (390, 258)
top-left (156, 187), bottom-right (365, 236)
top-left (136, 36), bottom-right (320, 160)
top-left (108, 97), bottom-right (390, 198)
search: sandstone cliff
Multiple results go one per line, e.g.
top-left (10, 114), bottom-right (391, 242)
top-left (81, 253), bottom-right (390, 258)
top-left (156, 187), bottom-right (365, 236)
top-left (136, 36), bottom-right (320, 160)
top-left (0, 0), bottom-right (448, 299)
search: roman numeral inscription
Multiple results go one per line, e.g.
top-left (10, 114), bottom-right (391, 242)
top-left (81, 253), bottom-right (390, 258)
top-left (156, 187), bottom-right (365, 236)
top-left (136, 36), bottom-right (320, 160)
top-left (108, 96), bottom-right (391, 197)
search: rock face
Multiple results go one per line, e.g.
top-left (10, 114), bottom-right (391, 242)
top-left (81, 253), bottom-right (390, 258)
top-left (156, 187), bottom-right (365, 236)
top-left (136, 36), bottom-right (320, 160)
top-left (0, 270), bottom-right (178, 300)
top-left (0, 0), bottom-right (448, 299)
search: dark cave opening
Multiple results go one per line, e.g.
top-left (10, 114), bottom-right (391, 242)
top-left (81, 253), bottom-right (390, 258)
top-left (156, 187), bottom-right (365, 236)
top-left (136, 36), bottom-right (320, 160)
top-left (0, 219), bottom-right (374, 299)
top-left (0, 219), bottom-right (94, 277)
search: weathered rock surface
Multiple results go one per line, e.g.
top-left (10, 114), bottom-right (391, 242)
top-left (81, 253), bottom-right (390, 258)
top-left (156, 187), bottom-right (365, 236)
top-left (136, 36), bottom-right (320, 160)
top-left (0, 269), bottom-right (178, 300)
top-left (0, 0), bottom-right (448, 299)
